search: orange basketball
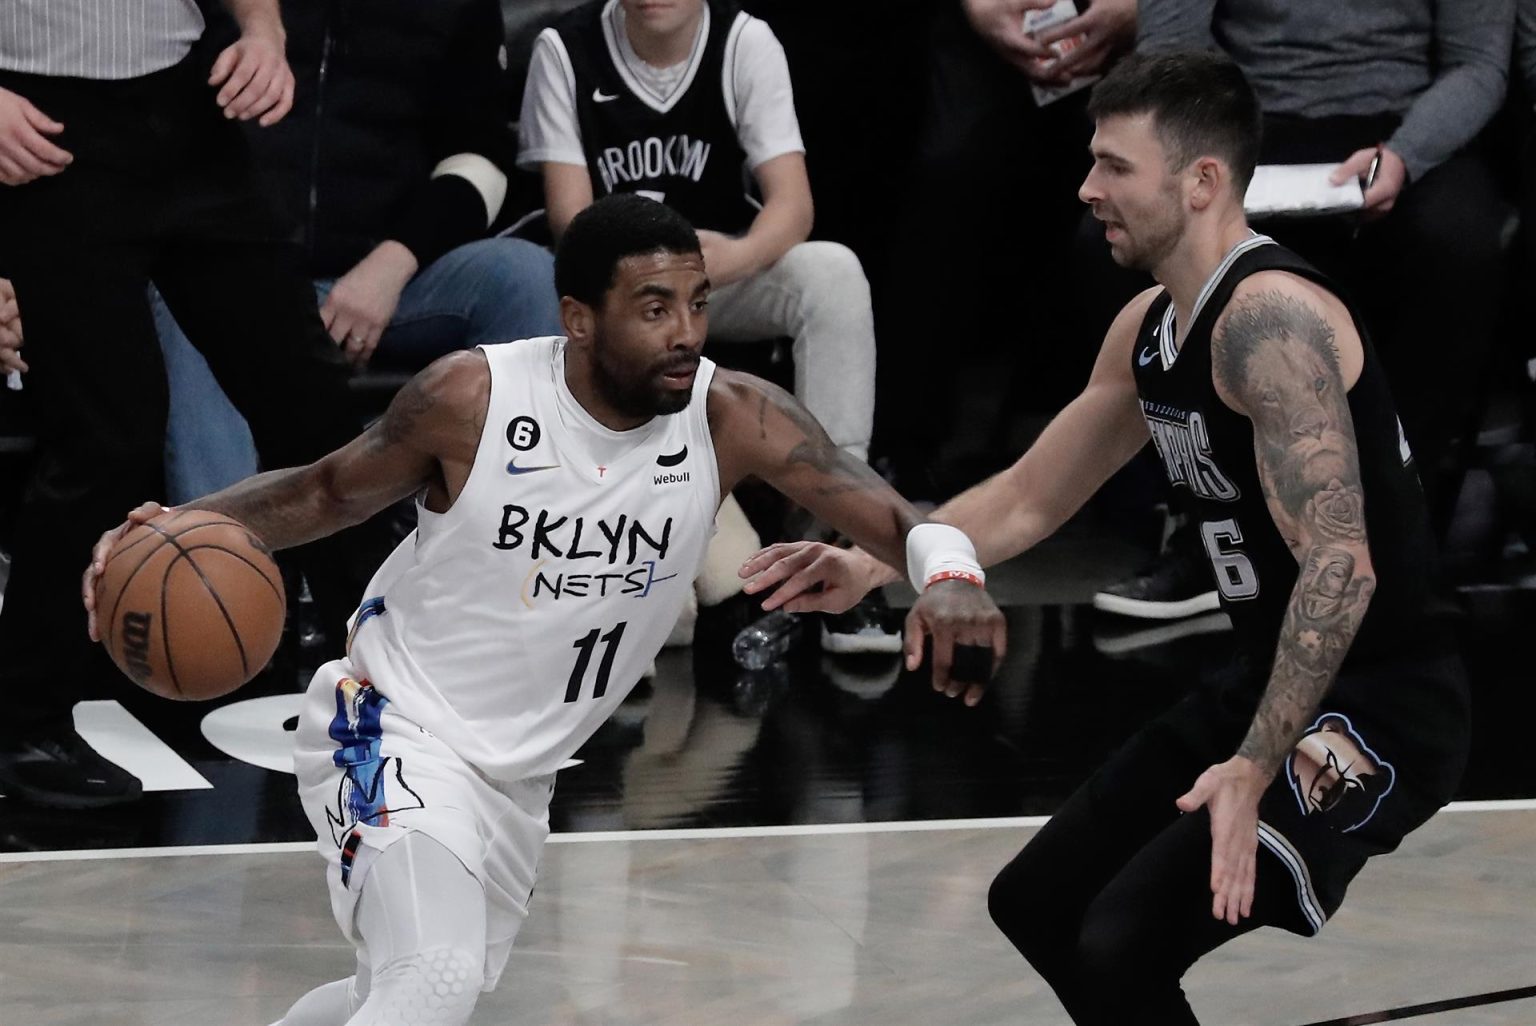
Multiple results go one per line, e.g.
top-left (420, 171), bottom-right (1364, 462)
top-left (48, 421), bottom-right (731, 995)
top-left (95, 509), bottom-right (286, 701)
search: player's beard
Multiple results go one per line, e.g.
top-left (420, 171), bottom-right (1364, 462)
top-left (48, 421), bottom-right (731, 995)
top-left (591, 335), bottom-right (695, 418)
top-left (1110, 184), bottom-right (1187, 272)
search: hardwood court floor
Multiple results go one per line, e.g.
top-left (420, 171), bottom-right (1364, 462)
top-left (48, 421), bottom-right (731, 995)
top-left (1, 808), bottom-right (1533, 1026)
top-left (2, 517), bottom-right (1532, 1024)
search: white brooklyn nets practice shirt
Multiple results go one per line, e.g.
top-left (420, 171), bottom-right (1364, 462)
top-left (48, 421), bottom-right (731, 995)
top-left (343, 336), bottom-right (720, 782)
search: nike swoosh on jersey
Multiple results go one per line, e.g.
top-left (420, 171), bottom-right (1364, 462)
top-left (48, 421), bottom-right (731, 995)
top-left (656, 445), bottom-right (688, 467)
top-left (593, 88), bottom-right (620, 102)
top-left (1138, 347), bottom-right (1160, 368)
top-left (506, 459), bottom-right (561, 475)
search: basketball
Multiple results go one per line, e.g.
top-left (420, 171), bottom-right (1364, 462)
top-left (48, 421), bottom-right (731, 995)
top-left (95, 509), bottom-right (287, 701)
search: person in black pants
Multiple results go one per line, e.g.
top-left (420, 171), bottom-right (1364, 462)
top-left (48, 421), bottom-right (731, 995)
top-left (0, 0), bottom-right (379, 808)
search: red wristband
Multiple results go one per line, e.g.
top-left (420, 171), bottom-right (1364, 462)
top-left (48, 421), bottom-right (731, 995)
top-left (925, 569), bottom-right (984, 590)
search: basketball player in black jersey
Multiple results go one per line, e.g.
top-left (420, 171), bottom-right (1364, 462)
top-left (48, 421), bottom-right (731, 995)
top-left (740, 52), bottom-right (1470, 1024)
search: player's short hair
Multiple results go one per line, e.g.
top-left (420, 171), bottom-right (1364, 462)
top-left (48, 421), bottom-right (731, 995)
top-left (555, 194), bottom-right (702, 308)
top-left (1087, 50), bottom-right (1262, 193)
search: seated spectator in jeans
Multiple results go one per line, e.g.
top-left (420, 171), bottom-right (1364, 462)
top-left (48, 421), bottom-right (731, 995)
top-left (156, 0), bottom-right (562, 502)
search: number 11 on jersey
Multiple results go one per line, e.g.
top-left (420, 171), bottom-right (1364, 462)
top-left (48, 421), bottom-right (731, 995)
top-left (565, 622), bottom-right (628, 702)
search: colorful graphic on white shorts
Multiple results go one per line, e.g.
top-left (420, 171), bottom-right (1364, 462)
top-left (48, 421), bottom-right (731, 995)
top-left (324, 677), bottom-right (423, 847)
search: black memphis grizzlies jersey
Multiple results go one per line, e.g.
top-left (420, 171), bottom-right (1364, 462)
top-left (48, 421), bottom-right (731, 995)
top-left (1131, 237), bottom-right (1449, 671)
top-left (555, 0), bottom-right (757, 234)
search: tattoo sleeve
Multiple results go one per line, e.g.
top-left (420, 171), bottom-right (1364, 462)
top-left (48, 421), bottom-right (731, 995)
top-left (738, 375), bottom-right (922, 570)
top-left (1213, 291), bottom-right (1377, 774)
top-left (189, 367), bottom-right (444, 550)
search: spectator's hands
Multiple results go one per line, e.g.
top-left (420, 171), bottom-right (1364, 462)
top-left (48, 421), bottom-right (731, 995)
top-left (906, 580), bottom-right (1007, 705)
top-left (0, 278), bottom-right (26, 375)
top-left (1032, 0), bottom-right (1137, 83)
top-left (1175, 756), bottom-right (1269, 925)
top-left (962, 0), bottom-right (1064, 79)
top-left (1330, 146), bottom-right (1407, 220)
top-left (209, 26), bottom-right (295, 126)
top-left (0, 86), bottom-right (71, 186)
top-left (83, 501), bottom-right (171, 642)
top-left (320, 241), bottom-right (419, 368)
top-left (740, 541), bottom-right (892, 614)
top-left (696, 229), bottom-right (755, 287)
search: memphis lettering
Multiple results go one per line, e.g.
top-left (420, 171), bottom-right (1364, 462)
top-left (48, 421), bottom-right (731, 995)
top-left (1141, 405), bottom-right (1241, 501)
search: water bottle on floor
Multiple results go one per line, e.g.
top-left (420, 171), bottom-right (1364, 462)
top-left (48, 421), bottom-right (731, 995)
top-left (732, 609), bottom-right (801, 670)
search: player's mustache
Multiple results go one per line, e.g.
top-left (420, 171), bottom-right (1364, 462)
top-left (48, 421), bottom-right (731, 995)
top-left (656, 355), bottom-right (700, 374)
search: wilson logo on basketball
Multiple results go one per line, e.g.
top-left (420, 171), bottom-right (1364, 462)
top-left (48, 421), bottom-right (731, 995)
top-left (120, 610), bottom-right (154, 682)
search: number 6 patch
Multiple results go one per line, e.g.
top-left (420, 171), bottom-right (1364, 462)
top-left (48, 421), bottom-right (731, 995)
top-left (506, 416), bottom-right (541, 452)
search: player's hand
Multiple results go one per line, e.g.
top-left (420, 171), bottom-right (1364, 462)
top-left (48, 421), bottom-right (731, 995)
top-left (0, 278), bottom-right (27, 374)
top-left (1176, 756), bottom-right (1270, 925)
top-left (209, 26), bottom-right (295, 126)
top-left (84, 502), bottom-right (171, 642)
top-left (320, 242), bottom-right (418, 367)
top-left (1031, 0), bottom-right (1137, 82)
top-left (962, 0), bottom-right (1061, 77)
top-left (906, 580), bottom-right (1006, 705)
top-left (0, 86), bottom-right (71, 186)
top-left (1329, 146), bottom-right (1407, 220)
top-left (740, 541), bottom-right (894, 614)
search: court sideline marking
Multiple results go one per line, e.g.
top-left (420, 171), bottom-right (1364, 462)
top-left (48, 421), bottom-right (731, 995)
top-left (2, 798), bottom-right (1533, 865)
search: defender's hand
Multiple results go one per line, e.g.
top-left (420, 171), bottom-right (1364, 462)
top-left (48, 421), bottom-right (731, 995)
top-left (740, 541), bottom-right (893, 614)
top-left (1176, 756), bottom-right (1270, 925)
top-left (905, 580), bottom-right (1006, 705)
top-left (84, 502), bottom-right (170, 642)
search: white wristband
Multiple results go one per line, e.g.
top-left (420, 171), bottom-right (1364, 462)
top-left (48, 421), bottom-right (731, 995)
top-left (905, 523), bottom-right (985, 593)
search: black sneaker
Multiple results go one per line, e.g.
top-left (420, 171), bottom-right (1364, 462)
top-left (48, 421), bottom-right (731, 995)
top-left (820, 593), bottom-right (903, 654)
top-left (1093, 527), bottom-right (1219, 620)
top-left (0, 723), bottom-right (143, 809)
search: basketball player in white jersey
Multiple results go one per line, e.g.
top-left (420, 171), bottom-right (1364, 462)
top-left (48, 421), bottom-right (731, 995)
top-left (82, 193), bottom-right (1004, 1026)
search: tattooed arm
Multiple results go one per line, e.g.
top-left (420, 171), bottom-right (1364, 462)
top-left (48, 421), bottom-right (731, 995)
top-left (740, 287), bottom-right (1158, 608)
top-left (1178, 273), bottom-right (1375, 926)
top-left (710, 368), bottom-right (922, 574)
top-left (83, 351), bottom-right (487, 635)
top-left (710, 369), bottom-right (1007, 697)
top-left (1212, 279), bottom-right (1375, 774)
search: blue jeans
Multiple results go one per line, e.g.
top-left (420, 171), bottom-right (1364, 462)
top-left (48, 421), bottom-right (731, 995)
top-left (155, 237), bottom-right (560, 503)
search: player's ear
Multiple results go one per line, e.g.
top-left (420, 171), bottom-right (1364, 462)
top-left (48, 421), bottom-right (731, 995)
top-left (561, 296), bottom-right (596, 344)
top-left (1188, 155), bottom-right (1224, 211)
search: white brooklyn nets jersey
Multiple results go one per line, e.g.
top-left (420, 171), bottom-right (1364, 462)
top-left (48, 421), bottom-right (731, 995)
top-left (343, 336), bottom-right (720, 782)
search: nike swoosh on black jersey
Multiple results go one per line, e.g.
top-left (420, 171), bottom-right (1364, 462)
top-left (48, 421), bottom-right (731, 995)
top-left (656, 446), bottom-right (688, 467)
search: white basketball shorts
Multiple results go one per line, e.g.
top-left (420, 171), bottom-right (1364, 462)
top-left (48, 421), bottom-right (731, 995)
top-left (293, 659), bottom-right (554, 989)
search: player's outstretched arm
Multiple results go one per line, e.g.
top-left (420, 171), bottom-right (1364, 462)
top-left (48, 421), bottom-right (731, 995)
top-left (740, 288), bottom-right (1157, 610)
top-left (1178, 275), bottom-right (1376, 926)
top-left (710, 370), bottom-right (1006, 701)
top-left (83, 352), bottom-right (486, 636)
